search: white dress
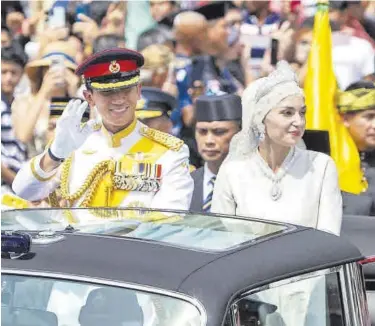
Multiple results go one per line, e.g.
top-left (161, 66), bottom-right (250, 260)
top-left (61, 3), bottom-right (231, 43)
top-left (211, 146), bottom-right (343, 236)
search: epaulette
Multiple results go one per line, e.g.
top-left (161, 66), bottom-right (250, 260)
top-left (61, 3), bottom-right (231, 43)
top-left (140, 126), bottom-right (184, 152)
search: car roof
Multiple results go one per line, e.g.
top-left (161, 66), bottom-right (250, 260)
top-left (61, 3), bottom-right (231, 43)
top-left (2, 226), bottom-right (362, 326)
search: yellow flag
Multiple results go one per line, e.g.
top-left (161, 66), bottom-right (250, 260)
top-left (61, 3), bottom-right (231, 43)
top-left (304, 1), bottom-right (367, 194)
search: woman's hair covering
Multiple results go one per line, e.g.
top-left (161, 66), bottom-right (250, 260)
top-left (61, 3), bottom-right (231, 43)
top-left (227, 60), bottom-right (304, 159)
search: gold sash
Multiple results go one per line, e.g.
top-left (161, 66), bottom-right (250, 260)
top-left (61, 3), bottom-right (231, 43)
top-left (90, 136), bottom-right (168, 207)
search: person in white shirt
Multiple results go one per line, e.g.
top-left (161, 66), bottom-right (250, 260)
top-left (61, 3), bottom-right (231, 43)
top-left (211, 61), bottom-right (342, 236)
top-left (189, 93), bottom-right (242, 213)
top-left (291, 16), bottom-right (375, 90)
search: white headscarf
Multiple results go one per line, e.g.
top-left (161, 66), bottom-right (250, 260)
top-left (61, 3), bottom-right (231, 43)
top-left (228, 61), bottom-right (304, 159)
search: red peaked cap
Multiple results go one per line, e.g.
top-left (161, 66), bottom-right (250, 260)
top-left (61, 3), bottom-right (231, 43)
top-left (75, 48), bottom-right (144, 91)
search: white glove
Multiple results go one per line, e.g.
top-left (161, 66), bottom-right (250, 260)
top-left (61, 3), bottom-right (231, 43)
top-left (49, 99), bottom-right (99, 160)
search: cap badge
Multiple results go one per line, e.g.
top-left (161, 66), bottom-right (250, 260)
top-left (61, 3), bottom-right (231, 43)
top-left (109, 60), bottom-right (120, 73)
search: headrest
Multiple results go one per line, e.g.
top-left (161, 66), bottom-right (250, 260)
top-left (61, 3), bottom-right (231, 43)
top-left (1, 307), bottom-right (58, 326)
top-left (79, 288), bottom-right (143, 326)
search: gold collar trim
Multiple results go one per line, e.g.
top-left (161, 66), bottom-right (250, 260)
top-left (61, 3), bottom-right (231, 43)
top-left (102, 118), bottom-right (137, 148)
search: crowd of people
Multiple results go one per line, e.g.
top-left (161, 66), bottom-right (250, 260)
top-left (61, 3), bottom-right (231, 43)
top-left (1, 0), bottom-right (375, 232)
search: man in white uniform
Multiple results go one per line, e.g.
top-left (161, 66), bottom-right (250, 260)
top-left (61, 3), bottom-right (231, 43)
top-left (12, 48), bottom-right (194, 216)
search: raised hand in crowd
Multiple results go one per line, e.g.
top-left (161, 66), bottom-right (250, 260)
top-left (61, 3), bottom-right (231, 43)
top-left (39, 68), bottom-right (67, 99)
top-left (102, 1), bottom-right (126, 36)
top-left (21, 11), bottom-right (45, 39)
top-left (37, 26), bottom-right (70, 51)
top-left (72, 13), bottom-right (100, 46)
top-left (64, 68), bottom-right (81, 98)
top-left (260, 21), bottom-right (295, 77)
top-left (162, 61), bottom-right (178, 97)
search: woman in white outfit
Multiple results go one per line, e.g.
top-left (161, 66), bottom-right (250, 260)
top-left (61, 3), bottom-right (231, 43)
top-left (211, 61), bottom-right (342, 236)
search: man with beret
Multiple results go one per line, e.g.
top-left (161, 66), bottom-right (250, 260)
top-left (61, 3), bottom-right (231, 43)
top-left (135, 86), bottom-right (175, 134)
top-left (12, 48), bottom-right (194, 217)
top-left (190, 93), bottom-right (242, 213)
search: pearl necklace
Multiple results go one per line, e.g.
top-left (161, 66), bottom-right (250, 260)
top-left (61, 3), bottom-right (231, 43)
top-left (254, 147), bottom-right (297, 201)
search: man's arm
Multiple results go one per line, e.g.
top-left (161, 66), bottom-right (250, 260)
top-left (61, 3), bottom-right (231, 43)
top-left (12, 152), bottom-right (61, 201)
top-left (13, 99), bottom-right (98, 201)
top-left (150, 144), bottom-right (194, 211)
top-left (1, 163), bottom-right (17, 186)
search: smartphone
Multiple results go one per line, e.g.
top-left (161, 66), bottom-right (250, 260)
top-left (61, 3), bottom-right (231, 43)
top-left (49, 6), bottom-right (66, 29)
top-left (270, 38), bottom-right (279, 66)
top-left (50, 55), bottom-right (65, 87)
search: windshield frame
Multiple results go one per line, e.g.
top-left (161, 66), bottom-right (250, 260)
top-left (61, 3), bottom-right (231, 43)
top-left (1, 207), bottom-right (296, 253)
top-left (1, 207), bottom-right (296, 229)
top-left (2, 268), bottom-right (208, 326)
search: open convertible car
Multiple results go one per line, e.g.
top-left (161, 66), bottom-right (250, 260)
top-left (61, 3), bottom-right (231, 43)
top-left (1, 208), bottom-right (373, 326)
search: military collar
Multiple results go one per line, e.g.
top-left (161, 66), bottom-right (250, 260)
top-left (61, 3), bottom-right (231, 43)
top-left (101, 118), bottom-right (138, 148)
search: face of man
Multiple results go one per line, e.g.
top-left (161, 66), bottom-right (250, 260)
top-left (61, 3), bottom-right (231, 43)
top-left (195, 120), bottom-right (240, 164)
top-left (207, 18), bottom-right (230, 54)
top-left (84, 85), bottom-right (141, 133)
top-left (1, 30), bottom-right (12, 47)
top-left (343, 108), bottom-right (375, 151)
top-left (1, 60), bottom-right (23, 97)
top-left (142, 115), bottom-right (173, 134)
top-left (150, 0), bottom-right (174, 22)
top-left (244, 1), bottom-right (269, 15)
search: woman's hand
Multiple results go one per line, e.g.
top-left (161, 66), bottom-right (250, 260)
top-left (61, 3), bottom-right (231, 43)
top-left (259, 22), bottom-right (295, 77)
top-left (64, 68), bottom-right (81, 97)
top-left (39, 68), bottom-right (66, 99)
top-left (72, 14), bottom-right (99, 46)
top-left (270, 21), bottom-right (295, 60)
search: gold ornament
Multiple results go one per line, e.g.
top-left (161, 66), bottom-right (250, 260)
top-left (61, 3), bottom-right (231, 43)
top-left (140, 126), bottom-right (184, 151)
top-left (60, 154), bottom-right (115, 208)
top-left (109, 60), bottom-right (120, 73)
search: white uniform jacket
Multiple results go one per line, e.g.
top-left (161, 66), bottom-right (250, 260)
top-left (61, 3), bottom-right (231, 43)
top-left (13, 120), bottom-right (194, 212)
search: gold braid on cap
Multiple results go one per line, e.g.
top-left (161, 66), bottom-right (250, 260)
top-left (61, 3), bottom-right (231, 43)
top-left (337, 88), bottom-right (375, 113)
top-left (90, 75), bottom-right (140, 90)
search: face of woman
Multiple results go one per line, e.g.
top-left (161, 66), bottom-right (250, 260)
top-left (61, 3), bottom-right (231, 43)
top-left (264, 95), bottom-right (306, 147)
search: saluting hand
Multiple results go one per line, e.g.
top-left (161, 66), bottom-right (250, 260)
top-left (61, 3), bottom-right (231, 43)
top-left (49, 99), bottom-right (100, 160)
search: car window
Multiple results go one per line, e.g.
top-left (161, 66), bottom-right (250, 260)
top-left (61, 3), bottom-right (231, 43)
top-left (235, 272), bottom-right (345, 326)
top-left (1, 274), bottom-right (203, 326)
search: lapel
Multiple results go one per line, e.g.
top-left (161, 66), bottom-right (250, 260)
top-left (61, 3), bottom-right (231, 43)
top-left (190, 167), bottom-right (205, 212)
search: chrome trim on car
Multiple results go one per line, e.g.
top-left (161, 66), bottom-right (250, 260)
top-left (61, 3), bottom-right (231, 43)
top-left (236, 266), bottom-right (342, 300)
top-left (231, 264), bottom-right (371, 326)
top-left (341, 263), bottom-right (371, 326)
top-left (2, 268), bottom-right (207, 326)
